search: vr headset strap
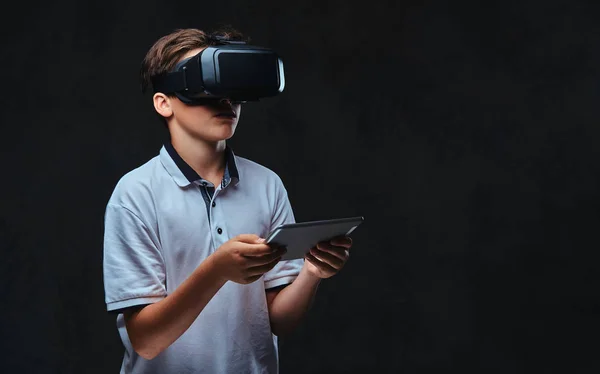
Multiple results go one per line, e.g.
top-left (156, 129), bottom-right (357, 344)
top-left (151, 69), bottom-right (188, 94)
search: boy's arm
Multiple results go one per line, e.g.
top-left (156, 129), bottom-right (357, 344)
top-left (123, 254), bottom-right (226, 360)
top-left (122, 236), bottom-right (284, 360)
top-left (266, 266), bottom-right (321, 336)
top-left (266, 236), bottom-right (352, 336)
top-left (264, 175), bottom-right (352, 335)
top-left (104, 203), bottom-right (224, 360)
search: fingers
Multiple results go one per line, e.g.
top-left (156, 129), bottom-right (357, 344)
top-left (237, 242), bottom-right (275, 256)
top-left (305, 252), bottom-right (338, 273)
top-left (309, 247), bottom-right (345, 269)
top-left (316, 241), bottom-right (350, 261)
top-left (243, 247), bottom-right (286, 266)
top-left (234, 234), bottom-right (285, 256)
top-left (329, 235), bottom-right (352, 248)
top-left (235, 234), bottom-right (263, 244)
top-left (246, 256), bottom-right (282, 277)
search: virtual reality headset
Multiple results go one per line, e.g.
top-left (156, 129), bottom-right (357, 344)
top-left (151, 39), bottom-right (285, 104)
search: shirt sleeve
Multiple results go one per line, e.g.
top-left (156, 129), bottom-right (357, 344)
top-left (103, 203), bottom-right (167, 312)
top-left (263, 177), bottom-right (304, 289)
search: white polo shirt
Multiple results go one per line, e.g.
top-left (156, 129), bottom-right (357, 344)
top-left (103, 143), bottom-right (303, 374)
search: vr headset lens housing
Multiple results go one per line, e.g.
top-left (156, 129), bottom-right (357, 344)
top-left (152, 43), bottom-right (285, 104)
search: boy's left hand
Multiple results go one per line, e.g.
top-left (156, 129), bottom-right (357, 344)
top-left (304, 236), bottom-right (352, 279)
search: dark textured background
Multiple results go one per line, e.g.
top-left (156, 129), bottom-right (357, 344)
top-left (1, 0), bottom-right (599, 373)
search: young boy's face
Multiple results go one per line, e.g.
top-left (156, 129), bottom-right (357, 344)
top-left (163, 48), bottom-right (242, 143)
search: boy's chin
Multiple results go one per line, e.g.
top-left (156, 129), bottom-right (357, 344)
top-left (205, 130), bottom-right (236, 143)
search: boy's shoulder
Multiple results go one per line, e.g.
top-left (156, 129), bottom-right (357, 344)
top-left (233, 154), bottom-right (285, 185)
top-left (107, 155), bottom-right (162, 208)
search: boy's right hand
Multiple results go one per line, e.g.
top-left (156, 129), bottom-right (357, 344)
top-left (211, 234), bottom-right (286, 284)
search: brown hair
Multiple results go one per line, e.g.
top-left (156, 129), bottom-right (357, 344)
top-left (140, 26), bottom-right (248, 94)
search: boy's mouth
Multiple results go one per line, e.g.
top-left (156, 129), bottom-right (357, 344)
top-left (215, 111), bottom-right (236, 118)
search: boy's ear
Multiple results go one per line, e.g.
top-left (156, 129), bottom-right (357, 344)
top-left (153, 93), bottom-right (173, 118)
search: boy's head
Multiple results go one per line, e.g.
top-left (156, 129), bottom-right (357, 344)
top-left (140, 27), bottom-right (248, 96)
top-left (140, 27), bottom-right (248, 143)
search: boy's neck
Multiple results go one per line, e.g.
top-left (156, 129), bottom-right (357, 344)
top-left (170, 135), bottom-right (227, 184)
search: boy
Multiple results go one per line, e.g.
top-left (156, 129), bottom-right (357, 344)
top-left (103, 27), bottom-right (353, 374)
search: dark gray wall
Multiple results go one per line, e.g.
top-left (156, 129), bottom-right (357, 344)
top-left (1, 0), bottom-right (599, 373)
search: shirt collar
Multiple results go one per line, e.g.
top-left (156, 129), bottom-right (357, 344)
top-left (160, 143), bottom-right (240, 188)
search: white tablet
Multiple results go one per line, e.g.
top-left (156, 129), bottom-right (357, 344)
top-left (266, 216), bottom-right (364, 261)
